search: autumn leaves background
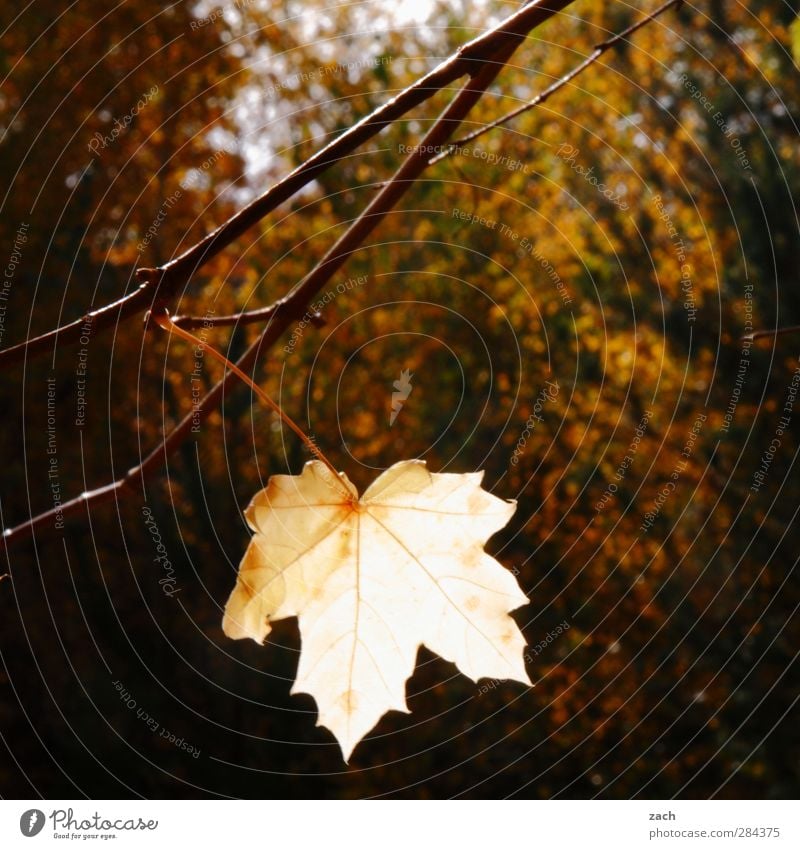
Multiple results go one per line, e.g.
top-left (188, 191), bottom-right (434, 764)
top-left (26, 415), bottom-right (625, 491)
top-left (1, 0), bottom-right (799, 797)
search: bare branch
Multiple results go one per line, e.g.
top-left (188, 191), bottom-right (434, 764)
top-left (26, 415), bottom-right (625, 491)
top-left (2, 0), bottom-right (573, 552)
top-left (742, 325), bottom-right (800, 343)
top-left (0, 274), bottom-right (158, 366)
top-left (171, 302), bottom-right (325, 330)
top-left (430, 0), bottom-right (683, 165)
top-left (0, 0), bottom-right (574, 367)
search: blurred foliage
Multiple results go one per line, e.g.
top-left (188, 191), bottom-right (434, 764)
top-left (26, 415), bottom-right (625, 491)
top-left (1, 0), bottom-right (798, 798)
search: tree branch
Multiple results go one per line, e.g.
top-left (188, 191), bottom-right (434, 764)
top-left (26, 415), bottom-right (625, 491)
top-left (2, 0), bottom-right (574, 552)
top-left (0, 0), bottom-right (574, 367)
top-left (742, 325), bottom-right (800, 343)
top-left (171, 302), bottom-right (326, 330)
top-left (0, 276), bottom-right (157, 366)
top-left (429, 0), bottom-right (683, 165)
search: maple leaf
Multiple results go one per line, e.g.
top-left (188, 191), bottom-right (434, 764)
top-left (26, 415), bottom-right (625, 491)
top-left (223, 459), bottom-right (530, 761)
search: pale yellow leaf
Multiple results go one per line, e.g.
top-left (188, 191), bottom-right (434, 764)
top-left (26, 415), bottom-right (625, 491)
top-left (223, 459), bottom-right (530, 761)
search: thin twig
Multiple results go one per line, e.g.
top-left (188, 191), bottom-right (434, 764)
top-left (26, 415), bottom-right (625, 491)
top-left (0, 277), bottom-right (157, 366)
top-left (429, 0), bottom-right (682, 165)
top-left (0, 0), bottom-right (574, 367)
top-left (742, 325), bottom-right (800, 343)
top-left (171, 303), bottom-right (325, 330)
top-left (2, 1), bottom-right (571, 551)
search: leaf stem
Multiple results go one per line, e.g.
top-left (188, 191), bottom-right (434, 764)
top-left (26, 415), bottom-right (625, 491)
top-left (151, 308), bottom-right (352, 498)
